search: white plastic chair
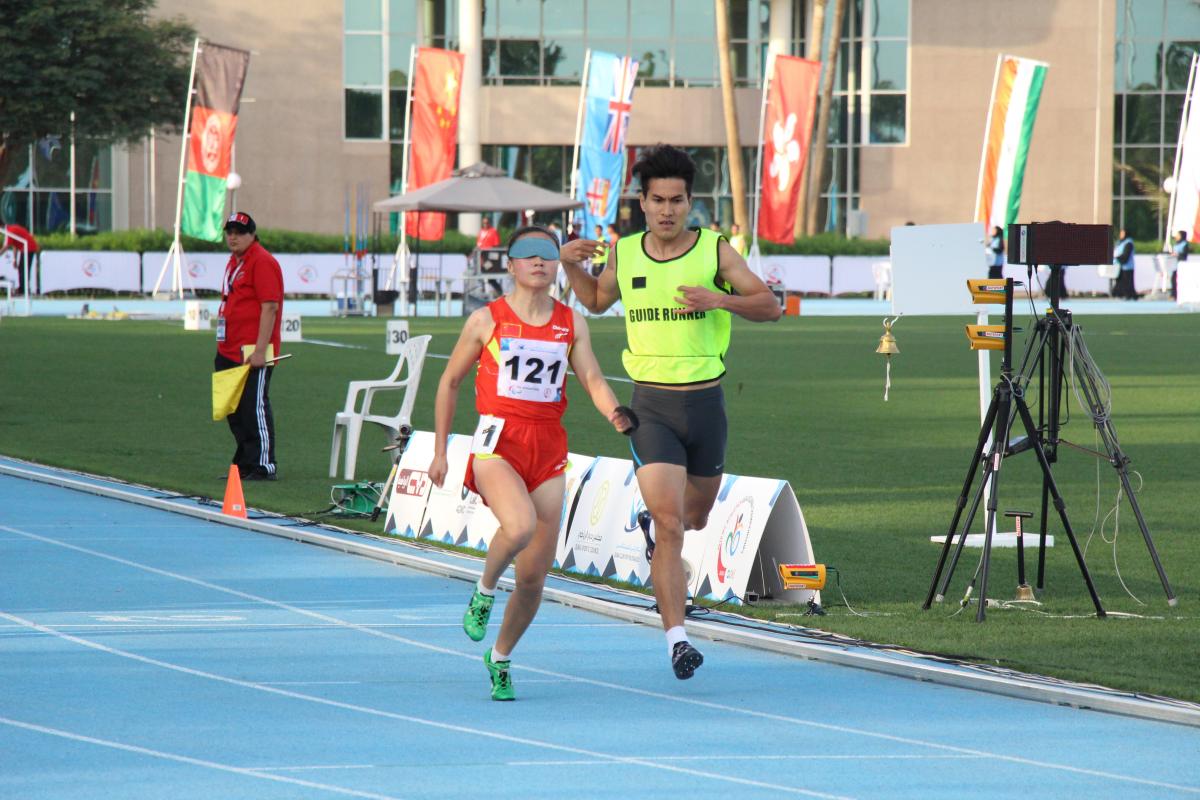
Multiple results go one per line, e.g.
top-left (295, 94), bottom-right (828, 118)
top-left (329, 334), bottom-right (431, 480)
top-left (871, 261), bottom-right (892, 301)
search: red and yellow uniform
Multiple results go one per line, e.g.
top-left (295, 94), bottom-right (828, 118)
top-left (465, 297), bottom-right (575, 496)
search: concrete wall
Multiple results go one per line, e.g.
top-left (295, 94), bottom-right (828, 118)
top-left (131, 1), bottom-right (390, 236)
top-left (859, 0), bottom-right (1115, 238)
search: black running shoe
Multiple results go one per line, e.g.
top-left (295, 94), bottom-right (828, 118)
top-left (671, 640), bottom-right (704, 680)
top-left (638, 509), bottom-right (654, 563)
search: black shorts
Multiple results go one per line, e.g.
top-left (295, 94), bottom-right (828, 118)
top-left (628, 383), bottom-right (727, 477)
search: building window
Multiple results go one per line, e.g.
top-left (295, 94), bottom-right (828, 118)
top-left (0, 139), bottom-right (114, 233)
top-left (1113, 0), bottom-right (1200, 240)
top-left (344, 0), bottom-right (456, 141)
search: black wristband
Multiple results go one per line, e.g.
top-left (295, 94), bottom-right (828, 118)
top-left (614, 405), bottom-right (639, 435)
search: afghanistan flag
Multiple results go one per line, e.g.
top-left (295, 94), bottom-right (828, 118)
top-left (182, 42), bottom-right (251, 242)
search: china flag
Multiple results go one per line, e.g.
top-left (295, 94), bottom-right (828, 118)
top-left (757, 55), bottom-right (820, 245)
top-left (406, 47), bottom-right (465, 241)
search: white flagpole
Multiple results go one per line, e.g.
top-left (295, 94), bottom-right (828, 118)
top-left (69, 111), bottom-right (77, 238)
top-left (153, 36), bottom-right (201, 299)
top-left (973, 54), bottom-right (1004, 227)
top-left (389, 45), bottom-right (418, 305)
top-left (748, 49), bottom-right (775, 278)
top-left (1164, 54), bottom-right (1198, 253)
top-left (568, 49), bottom-right (593, 217)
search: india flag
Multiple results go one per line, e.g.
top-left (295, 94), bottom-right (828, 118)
top-left (975, 55), bottom-right (1049, 232)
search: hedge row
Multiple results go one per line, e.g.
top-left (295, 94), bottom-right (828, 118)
top-left (32, 227), bottom-right (1162, 258)
top-left (36, 227), bottom-right (893, 256)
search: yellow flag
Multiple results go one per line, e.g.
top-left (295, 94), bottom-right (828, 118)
top-left (212, 364), bottom-right (250, 421)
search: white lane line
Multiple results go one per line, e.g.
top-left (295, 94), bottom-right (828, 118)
top-left (0, 613), bottom-right (854, 800)
top-left (4, 524), bottom-right (1198, 795)
top-left (0, 716), bottom-right (402, 800)
top-left (508, 754), bottom-right (990, 766)
top-left (250, 764), bottom-right (379, 772)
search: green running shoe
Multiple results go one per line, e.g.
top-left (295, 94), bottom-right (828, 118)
top-left (484, 648), bottom-right (514, 701)
top-left (463, 589), bottom-right (494, 642)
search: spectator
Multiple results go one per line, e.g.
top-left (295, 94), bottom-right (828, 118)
top-left (476, 216), bottom-right (501, 251)
top-left (729, 223), bottom-right (748, 258)
top-left (1113, 229), bottom-right (1136, 300)
top-left (988, 226), bottom-right (1005, 280)
top-left (1, 221), bottom-right (40, 296)
top-left (1171, 230), bottom-right (1189, 300)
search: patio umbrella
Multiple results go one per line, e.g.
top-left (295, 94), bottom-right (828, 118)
top-left (373, 162), bottom-right (583, 214)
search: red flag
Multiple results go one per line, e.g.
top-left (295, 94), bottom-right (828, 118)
top-left (406, 47), bottom-right (464, 241)
top-left (757, 56), bottom-right (820, 245)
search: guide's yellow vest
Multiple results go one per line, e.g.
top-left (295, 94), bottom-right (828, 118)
top-left (615, 228), bottom-right (732, 385)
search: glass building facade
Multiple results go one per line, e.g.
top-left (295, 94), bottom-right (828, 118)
top-left (345, 0), bottom-right (911, 234)
top-left (0, 140), bottom-right (114, 234)
top-left (1113, 0), bottom-right (1200, 240)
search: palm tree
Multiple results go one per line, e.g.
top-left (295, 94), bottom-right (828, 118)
top-left (715, 0), bottom-right (748, 232)
top-left (805, 0), bottom-right (847, 235)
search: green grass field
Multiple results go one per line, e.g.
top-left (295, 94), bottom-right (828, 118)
top-left (1, 311), bottom-right (1196, 700)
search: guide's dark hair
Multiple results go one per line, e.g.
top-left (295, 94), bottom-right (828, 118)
top-left (506, 224), bottom-right (559, 252)
top-left (632, 144), bottom-right (696, 197)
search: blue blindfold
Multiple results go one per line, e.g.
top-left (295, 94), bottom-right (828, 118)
top-left (508, 237), bottom-right (560, 261)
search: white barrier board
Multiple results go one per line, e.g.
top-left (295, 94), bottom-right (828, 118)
top-left (41, 251), bottom-right (142, 293)
top-left (890, 223), bottom-right (988, 315)
top-left (385, 431), bottom-right (819, 605)
top-left (757, 255), bottom-right (832, 294)
top-left (143, 251), bottom-right (228, 293)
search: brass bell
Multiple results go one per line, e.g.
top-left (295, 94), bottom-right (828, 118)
top-left (876, 318), bottom-right (899, 355)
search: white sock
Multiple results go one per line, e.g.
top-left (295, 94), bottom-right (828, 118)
top-left (476, 579), bottom-right (495, 596)
top-left (491, 648), bottom-right (510, 663)
top-left (665, 625), bottom-right (688, 656)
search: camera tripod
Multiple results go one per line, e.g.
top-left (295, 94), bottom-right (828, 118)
top-left (922, 270), bottom-right (1176, 621)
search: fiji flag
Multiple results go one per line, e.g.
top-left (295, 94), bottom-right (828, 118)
top-left (577, 52), bottom-right (638, 236)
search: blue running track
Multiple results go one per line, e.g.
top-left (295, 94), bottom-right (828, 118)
top-left (1, 469), bottom-right (1198, 799)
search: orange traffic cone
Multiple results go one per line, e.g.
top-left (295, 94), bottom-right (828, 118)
top-left (222, 465), bottom-right (247, 518)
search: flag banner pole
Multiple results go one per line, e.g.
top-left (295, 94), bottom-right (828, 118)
top-left (1164, 54), bottom-right (1200, 250)
top-left (749, 49), bottom-right (776, 273)
top-left (568, 49), bottom-right (593, 222)
top-left (390, 44), bottom-right (418, 297)
top-left (154, 36), bottom-right (201, 298)
top-left (973, 54), bottom-right (1003, 225)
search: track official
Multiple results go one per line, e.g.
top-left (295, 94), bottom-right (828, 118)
top-left (215, 212), bottom-right (283, 480)
top-left (559, 144), bottom-right (781, 680)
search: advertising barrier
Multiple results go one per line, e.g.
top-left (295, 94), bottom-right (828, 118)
top-left (40, 251), bottom-right (142, 293)
top-left (384, 431), bottom-right (819, 605)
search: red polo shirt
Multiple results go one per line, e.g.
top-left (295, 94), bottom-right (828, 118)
top-left (218, 240), bottom-right (283, 362)
top-left (3, 225), bottom-right (39, 252)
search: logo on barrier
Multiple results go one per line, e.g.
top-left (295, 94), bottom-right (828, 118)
top-left (82, 259), bottom-right (101, 277)
top-left (188, 261), bottom-right (207, 279)
top-left (395, 469), bottom-right (430, 497)
top-left (299, 265), bottom-right (318, 284)
top-left (589, 480), bottom-right (610, 527)
top-left (765, 265), bottom-right (784, 286)
top-left (715, 497), bottom-right (754, 583)
top-left (624, 494), bottom-right (646, 532)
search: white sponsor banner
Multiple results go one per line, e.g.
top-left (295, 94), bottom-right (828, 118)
top-left (832, 255), bottom-right (884, 295)
top-left (40, 251), bottom-right (142, 293)
top-left (757, 255), bottom-right (831, 294)
top-left (143, 251), bottom-right (227, 293)
top-left (385, 430), bottom-right (819, 606)
top-left (278, 253), bottom-right (348, 296)
top-left (1178, 261), bottom-right (1200, 305)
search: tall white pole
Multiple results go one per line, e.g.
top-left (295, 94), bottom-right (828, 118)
top-left (69, 111), bottom-right (77, 237)
top-left (458, 0), bottom-right (483, 237)
top-left (389, 45), bottom-right (418, 298)
top-left (149, 127), bottom-right (157, 230)
top-left (973, 54), bottom-right (1004, 227)
top-left (153, 37), bottom-right (200, 298)
top-left (568, 49), bottom-right (593, 218)
top-left (1164, 54), bottom-right (1198, 252)
top-left (750, 50), bottom-right (774, 253)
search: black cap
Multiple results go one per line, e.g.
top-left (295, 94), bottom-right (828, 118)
top-left (224, 211), bottom-right (256, 233)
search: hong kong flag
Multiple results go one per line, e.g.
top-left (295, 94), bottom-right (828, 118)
top-left (182, 42), bottom-right (250, 242)
top-left (406, 48), bottom-right (464, 240)
top-left (757, 55), bottom-right (820, 245)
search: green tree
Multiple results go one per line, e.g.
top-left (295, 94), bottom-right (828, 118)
top-left (0, 0), bottom-right (195, 193)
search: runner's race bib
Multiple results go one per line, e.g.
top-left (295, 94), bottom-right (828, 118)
top-left (471, 415), bottom-right (505, 454)
top-left (497, 338), bottom-right (568, 403)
